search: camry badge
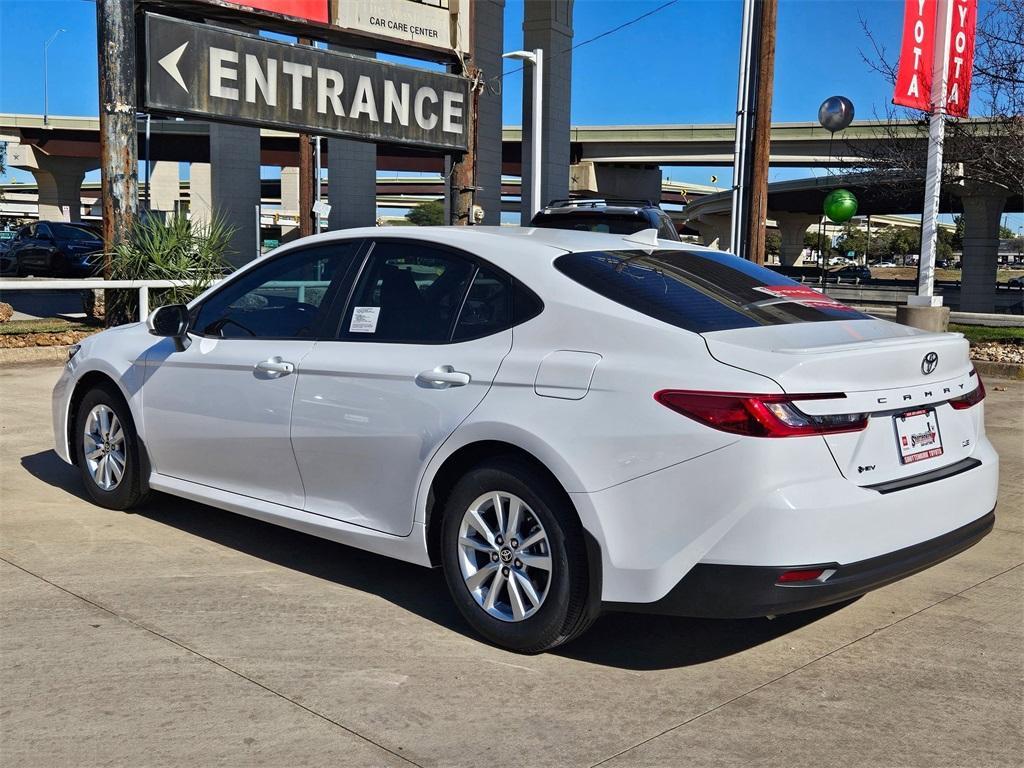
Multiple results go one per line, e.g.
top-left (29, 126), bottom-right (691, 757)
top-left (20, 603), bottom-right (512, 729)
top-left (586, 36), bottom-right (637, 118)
top-left (921, 352), bottom-right (939, 375)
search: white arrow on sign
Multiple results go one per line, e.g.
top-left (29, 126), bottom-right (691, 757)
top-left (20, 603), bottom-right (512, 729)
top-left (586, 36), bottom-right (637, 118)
top-left (158, 42), bottom-right (189, 93)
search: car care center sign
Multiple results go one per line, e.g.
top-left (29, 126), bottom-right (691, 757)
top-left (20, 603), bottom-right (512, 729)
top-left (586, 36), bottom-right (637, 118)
top-left (143, 13), bottom-right (470, 151)
top-left (334, 0), bottom-right (469, 57)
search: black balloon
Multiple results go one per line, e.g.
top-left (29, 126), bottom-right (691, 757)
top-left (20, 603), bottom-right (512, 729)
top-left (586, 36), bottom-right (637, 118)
top-left (818, 96), bottom-right (855, 133)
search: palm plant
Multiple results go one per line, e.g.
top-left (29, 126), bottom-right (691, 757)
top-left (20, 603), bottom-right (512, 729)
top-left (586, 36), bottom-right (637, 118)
top-left (105, 213), bottom-right (235, 325)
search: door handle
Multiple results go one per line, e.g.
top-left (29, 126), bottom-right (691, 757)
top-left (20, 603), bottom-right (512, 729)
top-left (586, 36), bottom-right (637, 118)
top-left (254, 357), bottom-right (295, 376)
top-left (416, 365), bottom-right (471, 389)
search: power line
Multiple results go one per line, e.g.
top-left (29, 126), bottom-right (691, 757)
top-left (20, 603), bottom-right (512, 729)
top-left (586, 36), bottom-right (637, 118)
top-left (492, 0), bottom-right (680, 89)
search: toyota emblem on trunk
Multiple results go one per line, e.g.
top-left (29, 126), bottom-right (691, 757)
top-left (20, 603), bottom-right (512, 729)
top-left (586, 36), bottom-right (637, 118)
top-left (922, 352), bottom-right (939, 375)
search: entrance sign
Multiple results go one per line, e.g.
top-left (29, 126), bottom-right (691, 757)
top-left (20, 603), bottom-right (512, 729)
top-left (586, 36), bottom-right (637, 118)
top-left (143, 13), bottom-right (470, 151)
top-left (944, 0), bottom-right (976, 118)
top-left (894, 0), bottom-right (937, 111)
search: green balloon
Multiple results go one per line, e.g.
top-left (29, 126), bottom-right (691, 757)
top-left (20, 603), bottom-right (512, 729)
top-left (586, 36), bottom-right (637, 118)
top-left (824, 188), bottom-right (858, 223)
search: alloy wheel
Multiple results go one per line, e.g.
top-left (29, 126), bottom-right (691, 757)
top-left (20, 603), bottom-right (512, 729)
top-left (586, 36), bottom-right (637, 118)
top-left (457, 491), bottom-right (552, 622)
top-left (83, 404), bottom-right (126, 491)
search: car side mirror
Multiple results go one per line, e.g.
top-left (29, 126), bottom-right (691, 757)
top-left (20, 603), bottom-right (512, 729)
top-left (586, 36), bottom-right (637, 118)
top-left (147, 304), bottom-right (190, 351)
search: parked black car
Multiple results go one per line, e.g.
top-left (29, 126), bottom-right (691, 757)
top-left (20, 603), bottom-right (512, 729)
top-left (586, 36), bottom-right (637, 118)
top-left (530, 198), bottom-right (681, 241)
top-left (0, 239), bottom-right (16, 276)
top-left (8, 221), bottom-right (104, 277)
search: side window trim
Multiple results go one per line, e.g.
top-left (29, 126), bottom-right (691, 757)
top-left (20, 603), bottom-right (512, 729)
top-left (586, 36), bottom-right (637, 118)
top-left (447, 265), bottom-right (481, 341)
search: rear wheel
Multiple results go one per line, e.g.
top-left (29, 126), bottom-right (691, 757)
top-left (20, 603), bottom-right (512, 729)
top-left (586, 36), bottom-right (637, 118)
top-left (74, 384), bottom-right (147, 510)
top-left (440, 458), bottom-right (596, 652)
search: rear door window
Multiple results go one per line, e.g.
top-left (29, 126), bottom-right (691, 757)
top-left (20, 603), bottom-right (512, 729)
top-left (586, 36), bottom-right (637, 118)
top-left (337, 241), bottom-right (475, 343)
top-left (554, 249), bottom-right (868, 333)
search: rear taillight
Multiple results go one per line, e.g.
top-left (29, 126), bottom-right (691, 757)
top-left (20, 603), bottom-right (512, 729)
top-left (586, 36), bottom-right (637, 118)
top-left (654, 390), bottom-right (868, 438)
top-left (949, 373), bottom-right (986, 410)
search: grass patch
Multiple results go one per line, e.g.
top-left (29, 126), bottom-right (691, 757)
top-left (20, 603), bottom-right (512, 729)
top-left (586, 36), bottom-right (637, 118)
top-left (0, 318), bottom-right (97, 335)
top-left (950, 324), bottom-right (1024, 345)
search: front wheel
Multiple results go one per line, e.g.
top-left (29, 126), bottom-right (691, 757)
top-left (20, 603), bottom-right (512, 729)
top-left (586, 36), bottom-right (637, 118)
top-left (74, 384), bottom-right (148, 510)
top-left (440, 458), bottom-right (596, 652)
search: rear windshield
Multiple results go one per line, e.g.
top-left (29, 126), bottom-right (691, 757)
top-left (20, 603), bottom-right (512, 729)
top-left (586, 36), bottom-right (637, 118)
top-left (50, 223), bottom-right (101, 240)
top-left (532, 212), bottom-right (650, 235)
top-left (554, 249), bottom-right (869, 333)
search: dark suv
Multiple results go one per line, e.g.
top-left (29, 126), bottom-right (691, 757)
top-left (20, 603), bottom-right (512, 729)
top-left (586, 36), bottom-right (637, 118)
top-left (8, 221), bottom-right (104, 277)
top-left (530, 199), bottom-right (681, 241)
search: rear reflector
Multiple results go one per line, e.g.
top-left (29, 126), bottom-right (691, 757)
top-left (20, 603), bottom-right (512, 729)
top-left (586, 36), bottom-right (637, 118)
top-left (654, 390), bottom-right (869, 438)
top-left (777, 568), bottom-right (825, 583)
top-left (949, 372), bottom-right (986, 410)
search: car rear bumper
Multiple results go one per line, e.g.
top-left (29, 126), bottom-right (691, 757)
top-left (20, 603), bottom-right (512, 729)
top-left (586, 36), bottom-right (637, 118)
top-left (605, 509), bottom-right (994, 618)
top-left (573, 433), bottom-right (999, 606)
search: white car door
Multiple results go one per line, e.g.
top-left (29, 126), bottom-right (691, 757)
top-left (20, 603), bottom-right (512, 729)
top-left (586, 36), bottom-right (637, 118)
top-left (142, 241), bottom-right (363, 508)
top-left (291, 239), bottom-right (526, 536)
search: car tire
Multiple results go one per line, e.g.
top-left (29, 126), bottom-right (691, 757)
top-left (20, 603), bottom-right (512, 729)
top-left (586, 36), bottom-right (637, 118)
top-left (74, 383), bottom-right (148, 511)
top-left (440, 457), bottom-right (597, 653)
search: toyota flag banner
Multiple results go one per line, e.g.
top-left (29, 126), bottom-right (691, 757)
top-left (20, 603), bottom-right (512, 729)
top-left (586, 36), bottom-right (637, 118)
top-left (893, 0), bottom-right (976, 115)
top-left (894, 0), bottom-right (937, 111)
top-left (944, 0), bottom-right (977, 117)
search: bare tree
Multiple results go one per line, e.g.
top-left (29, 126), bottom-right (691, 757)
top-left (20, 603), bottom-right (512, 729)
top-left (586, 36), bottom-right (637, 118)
top-left (856, 1), bottom-right (1023, 197)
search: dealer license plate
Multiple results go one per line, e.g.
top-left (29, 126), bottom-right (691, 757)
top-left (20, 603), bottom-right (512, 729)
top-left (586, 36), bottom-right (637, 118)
top-left (894, 408), bottom-right (943, 464)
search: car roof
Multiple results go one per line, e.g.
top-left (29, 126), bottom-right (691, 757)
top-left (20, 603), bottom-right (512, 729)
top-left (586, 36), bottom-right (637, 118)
top-left (283, 225), bottom-right (704, 257)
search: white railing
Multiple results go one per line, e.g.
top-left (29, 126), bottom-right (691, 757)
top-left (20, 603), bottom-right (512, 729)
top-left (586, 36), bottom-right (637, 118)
top-left (0, 279), bottom-right (202, 320)
top-left (0, 278), bottom-right (330, 321)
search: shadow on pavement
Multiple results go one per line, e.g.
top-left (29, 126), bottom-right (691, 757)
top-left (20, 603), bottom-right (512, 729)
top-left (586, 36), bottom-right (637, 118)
top-left (21, 448), bottom-right (849, 670)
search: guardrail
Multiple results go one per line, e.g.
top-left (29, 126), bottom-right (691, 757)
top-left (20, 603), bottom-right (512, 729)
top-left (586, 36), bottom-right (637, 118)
top-left (0, 279), bottom-right (199, 320)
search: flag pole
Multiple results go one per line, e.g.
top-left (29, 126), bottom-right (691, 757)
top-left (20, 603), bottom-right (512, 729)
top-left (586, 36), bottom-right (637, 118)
top-left (910, 0), bottom-right (953, 309)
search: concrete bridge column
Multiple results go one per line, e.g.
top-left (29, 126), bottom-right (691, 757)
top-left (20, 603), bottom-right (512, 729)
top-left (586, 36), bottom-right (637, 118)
top-left (956, 182), bottom-right (1010, 313)
top-left (327, 45), bottom-right (377, 231)
top-left (7, 144), bottom-right (97, 222)
top-left (474, 0), bottom-right (505, 225)
top-left (209, 123), bottom-right (262, 267)
top-left (570, 161), bottom-right (662, 203)
top-left (34, 167), bottom-right (87, 222)
top-left (188, 162), bottom-right (212, 223)
top-left (691, 214), bottom-right (732, 251)
top-left (774, 212), bottom-right (820, 266)
top-left (279, 166), bottom-right (300, 242)
top-left (521, 0), bottom-right (574, 224)
top-left (147, 161), bottom-right (180, 214)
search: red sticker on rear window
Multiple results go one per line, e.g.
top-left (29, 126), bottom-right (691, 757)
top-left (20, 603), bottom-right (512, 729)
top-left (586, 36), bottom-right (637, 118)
top-left (754, 285), bottom-right (858, 312)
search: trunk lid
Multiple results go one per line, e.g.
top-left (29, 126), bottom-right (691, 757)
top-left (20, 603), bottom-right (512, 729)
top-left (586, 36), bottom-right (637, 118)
top-left (702, 318), bottom-right (983, 486)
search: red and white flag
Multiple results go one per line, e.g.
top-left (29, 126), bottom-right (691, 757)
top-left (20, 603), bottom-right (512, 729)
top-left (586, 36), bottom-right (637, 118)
top-left (945, 0), bottom-right (977, 117)
top-left (894, 0), bottom-right (937, 111)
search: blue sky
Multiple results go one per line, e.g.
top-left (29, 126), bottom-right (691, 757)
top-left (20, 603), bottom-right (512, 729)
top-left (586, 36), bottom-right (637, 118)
top-left (0, 0), bottom-right (1019, 230)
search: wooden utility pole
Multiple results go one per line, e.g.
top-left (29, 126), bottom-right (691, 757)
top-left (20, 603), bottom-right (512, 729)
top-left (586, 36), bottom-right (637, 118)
top-left (746, 0), bottom-right (777, 265)
top-left (297, 37), bottom-right (316, 237)
top-left (96, 0), bottom-right (138, 277)
top-left (450, 66), bottom-right (481, 225)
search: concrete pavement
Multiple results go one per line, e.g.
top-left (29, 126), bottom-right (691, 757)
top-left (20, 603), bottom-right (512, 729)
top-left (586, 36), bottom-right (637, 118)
top-left (1, 364), bottom-right (1021, 768)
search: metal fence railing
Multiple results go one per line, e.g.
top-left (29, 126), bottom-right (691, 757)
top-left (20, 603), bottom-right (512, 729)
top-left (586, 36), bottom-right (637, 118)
top-left (0, 279), bottom-right (201, 320)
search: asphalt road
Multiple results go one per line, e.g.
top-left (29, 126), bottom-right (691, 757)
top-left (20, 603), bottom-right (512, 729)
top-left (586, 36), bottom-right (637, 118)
top-left (1, 364), bottom-right (1021, 768)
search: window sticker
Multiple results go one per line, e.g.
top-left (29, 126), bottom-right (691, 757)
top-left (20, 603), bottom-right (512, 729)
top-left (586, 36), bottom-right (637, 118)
top-left (753, 285), bottom-right (859, 312)
top-left (349, 306), bottom-right (381, 333)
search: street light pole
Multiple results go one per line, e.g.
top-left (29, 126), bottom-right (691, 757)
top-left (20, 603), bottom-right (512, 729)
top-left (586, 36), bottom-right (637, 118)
top-left (43, 28), bottom-right (67, 126)
top-left (504, 49), bottom-right (543, 219)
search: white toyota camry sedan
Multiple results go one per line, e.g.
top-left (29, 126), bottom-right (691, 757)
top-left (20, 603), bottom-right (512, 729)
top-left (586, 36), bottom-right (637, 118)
top-left (53, 227), bottom-right (998, 652)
